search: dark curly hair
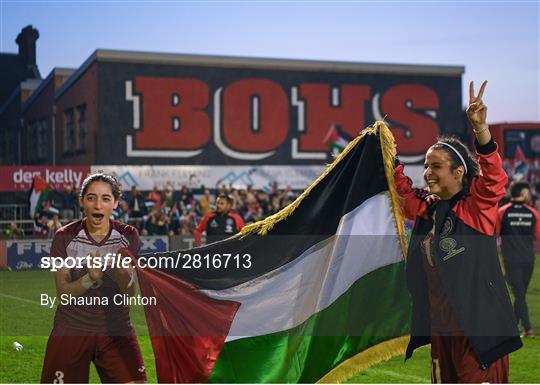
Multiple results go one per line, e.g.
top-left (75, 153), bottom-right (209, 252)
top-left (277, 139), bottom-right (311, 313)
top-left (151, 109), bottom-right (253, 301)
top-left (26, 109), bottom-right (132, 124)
top-left (430, 136), bottom-right (480, 191)
top-left (80, 172), bottom-right (122, 201)
top-left (217, 194), bottom-right (233, 206)
top-left (510, 181), bottom-right (530, 198)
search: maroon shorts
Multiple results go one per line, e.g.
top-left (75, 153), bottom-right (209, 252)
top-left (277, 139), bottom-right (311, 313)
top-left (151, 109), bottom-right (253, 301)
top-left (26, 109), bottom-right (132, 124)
top-left (40, 332), bottom-right (147, 383)
top-left (430, 335), bottom-right (509, 383)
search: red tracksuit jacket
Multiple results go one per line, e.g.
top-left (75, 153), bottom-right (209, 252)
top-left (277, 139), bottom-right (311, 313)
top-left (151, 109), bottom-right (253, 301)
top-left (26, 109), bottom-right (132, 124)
top-left (395, 139), bottom-right (522, 367)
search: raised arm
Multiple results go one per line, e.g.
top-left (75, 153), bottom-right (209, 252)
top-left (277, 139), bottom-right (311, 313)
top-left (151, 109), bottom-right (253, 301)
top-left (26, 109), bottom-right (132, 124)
top-left (460, 81), bottom-right (508, 234)
top-left (467, 80), bottom-right (491, 145)
top-left (467, 80), bottom-right (507, 207)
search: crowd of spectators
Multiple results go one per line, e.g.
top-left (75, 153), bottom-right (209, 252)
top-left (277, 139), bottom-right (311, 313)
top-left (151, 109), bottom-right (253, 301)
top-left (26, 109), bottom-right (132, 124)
top-left (29, 183), bottom-right (79, 239)
top-left (2, 158), bottom-right (539, 240)
top-left (119, 183), bottom-right (299, 237)
top-left (501, 159), bottom-right (540, 209)
top-left (1, 182), bottom-right (300, 239)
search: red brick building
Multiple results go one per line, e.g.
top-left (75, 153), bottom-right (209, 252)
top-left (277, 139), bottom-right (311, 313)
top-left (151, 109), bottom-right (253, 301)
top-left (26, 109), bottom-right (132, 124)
top-left (20, 68), bottom-right (74, 165)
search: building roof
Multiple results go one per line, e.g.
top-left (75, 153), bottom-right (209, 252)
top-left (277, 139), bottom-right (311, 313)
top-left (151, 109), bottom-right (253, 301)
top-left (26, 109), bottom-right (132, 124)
top-left (22, 67), bottom-right (75, 113)
top-left (0, 78), bottom-right (42, 116)
top-left (55, 48), bottom-right (465, 99)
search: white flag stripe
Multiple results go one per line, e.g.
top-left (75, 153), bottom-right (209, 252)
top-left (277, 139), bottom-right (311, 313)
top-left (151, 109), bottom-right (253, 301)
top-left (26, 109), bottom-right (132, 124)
top-left (202, 192), bottom-right (401, 341)
top-left (336, 137), bottom-right (349, 148)
top-left (29, 190), bottom-right (40, 217)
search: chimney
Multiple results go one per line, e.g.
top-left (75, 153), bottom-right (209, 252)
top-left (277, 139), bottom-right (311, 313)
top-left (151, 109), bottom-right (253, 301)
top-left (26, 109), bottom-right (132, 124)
top-left (16, 25), bottom-right (39, 68)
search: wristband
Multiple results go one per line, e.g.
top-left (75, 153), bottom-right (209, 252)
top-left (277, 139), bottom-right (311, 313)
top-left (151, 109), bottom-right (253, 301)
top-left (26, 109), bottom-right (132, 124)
top-left (81, 273), bottom-right (95, 289)
top-left (473, 124), bottom-right (489, 135)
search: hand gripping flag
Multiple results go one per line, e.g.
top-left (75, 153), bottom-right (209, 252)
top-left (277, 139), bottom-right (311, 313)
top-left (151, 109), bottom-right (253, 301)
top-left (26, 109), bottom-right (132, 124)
top-left (135, 121), bottom-right (411, 383)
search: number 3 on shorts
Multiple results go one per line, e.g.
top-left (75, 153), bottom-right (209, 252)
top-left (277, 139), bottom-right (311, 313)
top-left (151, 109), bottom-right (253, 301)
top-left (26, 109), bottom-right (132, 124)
top-left (53, 370), bottom-right (64, 384)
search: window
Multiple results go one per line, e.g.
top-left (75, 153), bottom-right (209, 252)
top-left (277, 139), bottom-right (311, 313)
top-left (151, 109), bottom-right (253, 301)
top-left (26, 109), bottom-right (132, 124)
top-left (77, 104), bottom-right (87, 151)
top-left (37, 118), bottom-right (48, 160)
top-left (27, 121), bottom-right (38, 162)
top-left (6, 125), bottom-right (18, 164)
top-left (64, 109), bottom-right (75, 154)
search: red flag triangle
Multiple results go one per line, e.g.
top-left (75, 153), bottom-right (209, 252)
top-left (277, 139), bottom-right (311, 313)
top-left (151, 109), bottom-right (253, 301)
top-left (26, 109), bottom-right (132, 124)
top-left (123, 246), bottom-right (240, 384)
top-left (33, 175), bottom-right (49, 193)
top-left (514, 145), bottom-right (527, 164)
top-left (322, 124), bottom-right (339, 145)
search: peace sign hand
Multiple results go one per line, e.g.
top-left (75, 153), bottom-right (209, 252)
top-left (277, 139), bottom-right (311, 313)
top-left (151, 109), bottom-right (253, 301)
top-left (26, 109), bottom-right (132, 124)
top-left (466, 80), bottom-right (488, 129)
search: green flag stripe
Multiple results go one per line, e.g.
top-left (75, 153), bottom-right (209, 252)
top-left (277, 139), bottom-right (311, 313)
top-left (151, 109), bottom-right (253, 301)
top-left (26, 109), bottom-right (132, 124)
top-left (208, 262), bottom-right (411, 383)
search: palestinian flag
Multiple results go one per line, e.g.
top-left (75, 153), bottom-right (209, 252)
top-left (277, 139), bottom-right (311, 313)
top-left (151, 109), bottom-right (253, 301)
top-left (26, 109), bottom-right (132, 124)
top-left (135, 121), bottom-right (410, 383)
top-left (512, 145), bottom-right (529, 181)
top-left (28, 175), bottom-right (50, 218)
top-left (323, 124), bottom-right (350, 156)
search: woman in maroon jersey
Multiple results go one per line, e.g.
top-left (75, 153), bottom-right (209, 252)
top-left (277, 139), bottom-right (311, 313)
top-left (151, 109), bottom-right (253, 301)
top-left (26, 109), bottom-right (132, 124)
top-left (41, 173), bottom-right (147, 383)
top-left (394, 81), bottom-right (521, 383)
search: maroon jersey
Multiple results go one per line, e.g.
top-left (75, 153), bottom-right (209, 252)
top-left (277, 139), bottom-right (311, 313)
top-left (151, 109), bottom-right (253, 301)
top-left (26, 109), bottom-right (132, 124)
top-left (430, 336), bottom-right (508, 383)
top-left (50, 219), bottom-right (140, 335)
top-left (422, 230), bottom-right (463, 335)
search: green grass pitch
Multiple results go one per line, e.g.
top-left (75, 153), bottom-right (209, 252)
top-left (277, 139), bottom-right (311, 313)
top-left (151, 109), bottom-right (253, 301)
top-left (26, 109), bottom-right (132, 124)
top-left (1, 257), bottom-right (539, 383)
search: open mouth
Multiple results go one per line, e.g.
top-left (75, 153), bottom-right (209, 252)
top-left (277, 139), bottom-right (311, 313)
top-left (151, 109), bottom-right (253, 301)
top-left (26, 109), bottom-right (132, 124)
top-left (91, 213), bottom-right (105, 221)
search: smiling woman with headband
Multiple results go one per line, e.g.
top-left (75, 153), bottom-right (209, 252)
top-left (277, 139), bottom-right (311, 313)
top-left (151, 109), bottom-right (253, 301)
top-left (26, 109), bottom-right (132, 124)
top-left (393, 81), bottom-right (522, 383)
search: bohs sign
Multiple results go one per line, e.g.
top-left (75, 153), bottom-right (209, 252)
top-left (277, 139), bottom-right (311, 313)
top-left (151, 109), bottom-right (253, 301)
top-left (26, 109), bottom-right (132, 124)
top-left (98, 56), bottom-right (463, 165)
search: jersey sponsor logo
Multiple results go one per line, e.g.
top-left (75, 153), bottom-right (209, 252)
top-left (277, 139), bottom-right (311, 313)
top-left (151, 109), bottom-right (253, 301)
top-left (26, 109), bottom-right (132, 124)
top-left (508, 210), bottom-right (534, 227)
top-left (509, 221), bottom-right (532, 226)
top-left (440, 237), bottom-right (465, 262)
top-left (210, 219), bottom-right (219, 228)
top-left (507, 212), bottom-right (532, 218)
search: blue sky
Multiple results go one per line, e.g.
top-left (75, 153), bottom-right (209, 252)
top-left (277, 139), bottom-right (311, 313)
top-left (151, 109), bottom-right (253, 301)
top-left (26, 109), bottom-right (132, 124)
top-left (1, 1), bottom-right (538, 122)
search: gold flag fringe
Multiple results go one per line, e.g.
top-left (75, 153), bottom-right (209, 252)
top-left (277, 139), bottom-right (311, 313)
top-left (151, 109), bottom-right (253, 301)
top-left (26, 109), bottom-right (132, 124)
top-left (315, 336), bottom-right (410, 384)
top-left (238, 120), bottom-right (408, 258)
top-left (366, 121), bottom-right (408, 259)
